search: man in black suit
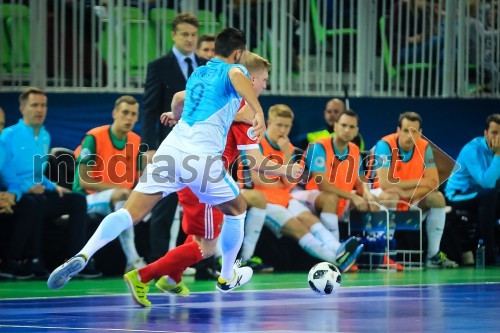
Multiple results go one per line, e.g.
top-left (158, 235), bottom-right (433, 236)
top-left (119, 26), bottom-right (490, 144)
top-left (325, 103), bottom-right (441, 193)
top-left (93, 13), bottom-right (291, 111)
top-left (141, 13), bottom-right (208, 269)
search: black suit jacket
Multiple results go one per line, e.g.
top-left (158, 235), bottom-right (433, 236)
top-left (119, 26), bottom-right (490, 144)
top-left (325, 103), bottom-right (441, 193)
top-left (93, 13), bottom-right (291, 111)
top-left (141, 51), bottom-right (207, 150)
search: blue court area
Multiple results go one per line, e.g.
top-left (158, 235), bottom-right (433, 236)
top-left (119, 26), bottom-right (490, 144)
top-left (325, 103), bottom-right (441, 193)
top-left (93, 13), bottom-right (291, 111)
top-left (0, 282), bottom-right (498, 332)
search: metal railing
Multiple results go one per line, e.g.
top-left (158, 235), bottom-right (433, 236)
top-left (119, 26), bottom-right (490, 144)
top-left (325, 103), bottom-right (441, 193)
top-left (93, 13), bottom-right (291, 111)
top-left (0, 0), bottom-right (498, 97)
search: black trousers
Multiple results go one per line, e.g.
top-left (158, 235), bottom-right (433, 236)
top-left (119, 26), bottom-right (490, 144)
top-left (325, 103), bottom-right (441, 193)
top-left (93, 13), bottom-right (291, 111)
top-left (1, 195), bottom-right (44, 261)
top-left (448, 188), bottom-right (499, 265)
top-left (35, 191), bottom-right (88, 259)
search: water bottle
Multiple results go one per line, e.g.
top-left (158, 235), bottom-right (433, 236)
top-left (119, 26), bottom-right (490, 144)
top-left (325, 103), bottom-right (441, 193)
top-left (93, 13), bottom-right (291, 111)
top-left (476, 239), bottom-right (485, 269)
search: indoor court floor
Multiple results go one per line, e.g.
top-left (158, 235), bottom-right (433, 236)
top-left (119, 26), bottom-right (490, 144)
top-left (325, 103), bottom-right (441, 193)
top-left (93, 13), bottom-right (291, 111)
top-left (0, 267), bottom-right (499, 332)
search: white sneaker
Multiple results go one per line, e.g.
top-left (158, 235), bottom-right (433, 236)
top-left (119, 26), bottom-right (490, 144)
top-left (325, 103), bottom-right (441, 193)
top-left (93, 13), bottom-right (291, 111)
top-left (216, 259), bottom-right (253, 294)
top-left (47, 254), bottom-right (87, 289)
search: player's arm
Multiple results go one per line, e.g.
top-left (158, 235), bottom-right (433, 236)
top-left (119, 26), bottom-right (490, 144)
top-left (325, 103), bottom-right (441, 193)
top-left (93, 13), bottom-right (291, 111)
top-left (250, 169), bottom-right (289, 189)
top-left (245, 148), bottom-right (303, 179)
top-left (171, 90), bottom-right (186, 120)
top-left (78, 164), bottom-right (123, 192)
top-left (233, 104), bottom-right (255, 125)
top-left (229, 68), bottom-right (266, 141)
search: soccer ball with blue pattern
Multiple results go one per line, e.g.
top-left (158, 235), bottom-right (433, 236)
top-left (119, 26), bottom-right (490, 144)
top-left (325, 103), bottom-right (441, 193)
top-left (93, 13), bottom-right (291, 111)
top-left (308, 262), bottom-right (341, 295)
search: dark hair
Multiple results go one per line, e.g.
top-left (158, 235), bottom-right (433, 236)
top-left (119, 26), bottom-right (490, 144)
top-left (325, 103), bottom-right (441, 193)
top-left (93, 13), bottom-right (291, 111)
top-left (19, 87), bottom-right (45, 107)
top-left (485, 113), bottom-right (500, 130)
top-left (215, 28), bottom-right (246, 57)
top-left (197, 34), bottom-right (215, 49)
top-left (398, 111), bottom-right (422, 128)
top-left (337, 109), bottom-right (359, 125)
top-left (172, 12), bottom-right (199, 32)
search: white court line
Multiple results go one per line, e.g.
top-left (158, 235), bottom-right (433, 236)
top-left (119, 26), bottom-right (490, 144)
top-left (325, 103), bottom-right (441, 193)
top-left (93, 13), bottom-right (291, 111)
top-left (0, 325), bottom-right (186, 333)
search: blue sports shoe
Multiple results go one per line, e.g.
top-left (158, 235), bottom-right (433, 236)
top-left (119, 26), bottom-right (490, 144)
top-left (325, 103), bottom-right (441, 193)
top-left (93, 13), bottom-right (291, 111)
top-left (47, 254), bottom-right (87, 289)
top-left (335, 237), bottom-right (364, 273)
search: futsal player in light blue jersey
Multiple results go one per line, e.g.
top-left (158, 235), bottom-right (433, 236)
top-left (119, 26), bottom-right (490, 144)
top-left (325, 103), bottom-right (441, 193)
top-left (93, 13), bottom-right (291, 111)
top-left (48, 28), bottom-right (267, 297)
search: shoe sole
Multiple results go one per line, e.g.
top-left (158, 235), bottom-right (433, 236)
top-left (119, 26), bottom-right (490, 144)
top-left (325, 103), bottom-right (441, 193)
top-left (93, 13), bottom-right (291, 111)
top-left (339, 244), bottom-right (364, 273)
top-left (123, 274), bottom-right (150, 307)
top-left (47, 257), bottom-right (85, 290)
top-left (336, 237), bottom-right (359, 266)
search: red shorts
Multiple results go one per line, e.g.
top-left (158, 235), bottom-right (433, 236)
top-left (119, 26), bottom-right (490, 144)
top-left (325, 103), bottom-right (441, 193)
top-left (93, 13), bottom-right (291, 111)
top-left (178, 187), bottom-right (224, 239)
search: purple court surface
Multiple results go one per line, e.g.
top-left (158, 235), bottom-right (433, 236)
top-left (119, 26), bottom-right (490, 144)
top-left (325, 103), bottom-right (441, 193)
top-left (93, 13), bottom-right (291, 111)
top-left (0, 283), bottom-right (498, 332)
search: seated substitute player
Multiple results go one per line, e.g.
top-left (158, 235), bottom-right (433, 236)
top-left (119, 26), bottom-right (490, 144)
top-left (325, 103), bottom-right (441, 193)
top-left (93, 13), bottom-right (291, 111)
top-left (73, 95), bottom-right (147, 273)
top-left (48, 28), bottom-right (269, 294)
top-left (445, 114), bottom-right (500, 266)
top-left (293, 110), bottom-right (376, 271)
top-left (251, 104), bottom-right (363, 273)
top-left (122, 53), bottom-right (302, 306)
top-left (370, 111), bottom-right (458, 268)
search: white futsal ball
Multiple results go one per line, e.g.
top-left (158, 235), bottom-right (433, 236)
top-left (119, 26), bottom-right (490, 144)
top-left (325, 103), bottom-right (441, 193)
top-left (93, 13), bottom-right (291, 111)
top-left (307, 262), bottom-right (341, 295)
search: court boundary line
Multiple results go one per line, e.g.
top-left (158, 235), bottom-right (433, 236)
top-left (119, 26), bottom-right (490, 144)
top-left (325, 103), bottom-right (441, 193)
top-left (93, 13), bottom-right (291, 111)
top-left (1, 281), bottom-right (498, 301)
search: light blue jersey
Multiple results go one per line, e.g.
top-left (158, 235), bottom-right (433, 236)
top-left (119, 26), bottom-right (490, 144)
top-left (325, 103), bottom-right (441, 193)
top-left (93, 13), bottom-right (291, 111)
top-left (0, 119), bottom-right (56, 196)
top-left (163, 58), bottom-right (249, 155)
top-left (445, 137), bottom-right (500, 200)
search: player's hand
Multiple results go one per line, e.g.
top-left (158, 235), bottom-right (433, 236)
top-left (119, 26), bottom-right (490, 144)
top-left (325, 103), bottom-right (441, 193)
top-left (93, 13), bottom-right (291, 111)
top-left (276, 136), bottom-right (291, 153)
top-left (160, 112), bottom-right (178, 127)
top-left (0, 204), bottom-right (14, 214)
top-left (490, 135), bottom-right (500, 155)
top-left (28, 184), bottom-right (45, 194)
top-left (55, 185), bottom-right (70, 197)
top-left (352, 195), bottom-right (369, 212)
top-left (252, 113), bottom-right (266, 142)
top-left (0, 192), bottom-right (16, 206)
top-left (287, 163), bottom-right (304, 179)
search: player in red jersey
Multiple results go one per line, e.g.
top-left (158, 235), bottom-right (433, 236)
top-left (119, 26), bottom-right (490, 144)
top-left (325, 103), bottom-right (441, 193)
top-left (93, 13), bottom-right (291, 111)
top-left (124, 52), bottom-right (303, 306)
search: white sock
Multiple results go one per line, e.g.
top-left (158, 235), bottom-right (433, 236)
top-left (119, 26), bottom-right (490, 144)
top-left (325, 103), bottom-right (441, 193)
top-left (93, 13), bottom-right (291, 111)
top-left (426, 208), bottom-right (446, 258)
top-left (241, 207), bottom-right (266, 261)
top-left (320, 212), bottom-right (339, 241)
top-left (79, 208), bottom-right (133, 259)
top-left (113, 201), bottom-right (140, 264)
top-left (220, 212), bottom-right (246, 281)
top-left (311, 222), bottom-right (341, 253)
top-left (118, 228), bottom-right (140, 264)
top-left (298, 233), bottom-right (337, 262)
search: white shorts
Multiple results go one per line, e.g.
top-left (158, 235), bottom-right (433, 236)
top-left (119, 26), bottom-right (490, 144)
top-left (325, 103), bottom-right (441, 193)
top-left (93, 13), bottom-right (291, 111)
top-left (264, 199), bottom-right (310, 238)
top-left (291, 189), bottom-right (321, 214)
top-left (135, 146), bottom-right (240, 206)
top-left (293, 189), bottom-right (351, 221)
top-left (86, 189), bottom-right (114, 215)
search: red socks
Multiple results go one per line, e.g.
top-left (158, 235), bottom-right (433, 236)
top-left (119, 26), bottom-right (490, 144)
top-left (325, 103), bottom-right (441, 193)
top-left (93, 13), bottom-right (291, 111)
top-left (138, 241), bottom-right (203, 283)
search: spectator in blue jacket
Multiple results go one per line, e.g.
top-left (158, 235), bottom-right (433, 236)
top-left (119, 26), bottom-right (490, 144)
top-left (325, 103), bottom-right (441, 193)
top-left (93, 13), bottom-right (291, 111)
top-left (0, 87), bottom-right (100, 278)
top-left (445, 114), bottom-right (500, 266)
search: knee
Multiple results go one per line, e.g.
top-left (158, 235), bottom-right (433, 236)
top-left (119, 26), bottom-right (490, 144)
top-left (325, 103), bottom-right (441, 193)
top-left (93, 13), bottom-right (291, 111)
top-left (219, 195), bottom-right (247, 215)
top-left (427, 191), bottom-right (446, 208)
top-left (111, 188), bottom-right (130, 204)
top-left (199, 240), bottom-right (217, 258)
top-left (316, 192), bottom-right (339, 213)
top-left (244, 190), bottom-right (267, 209)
